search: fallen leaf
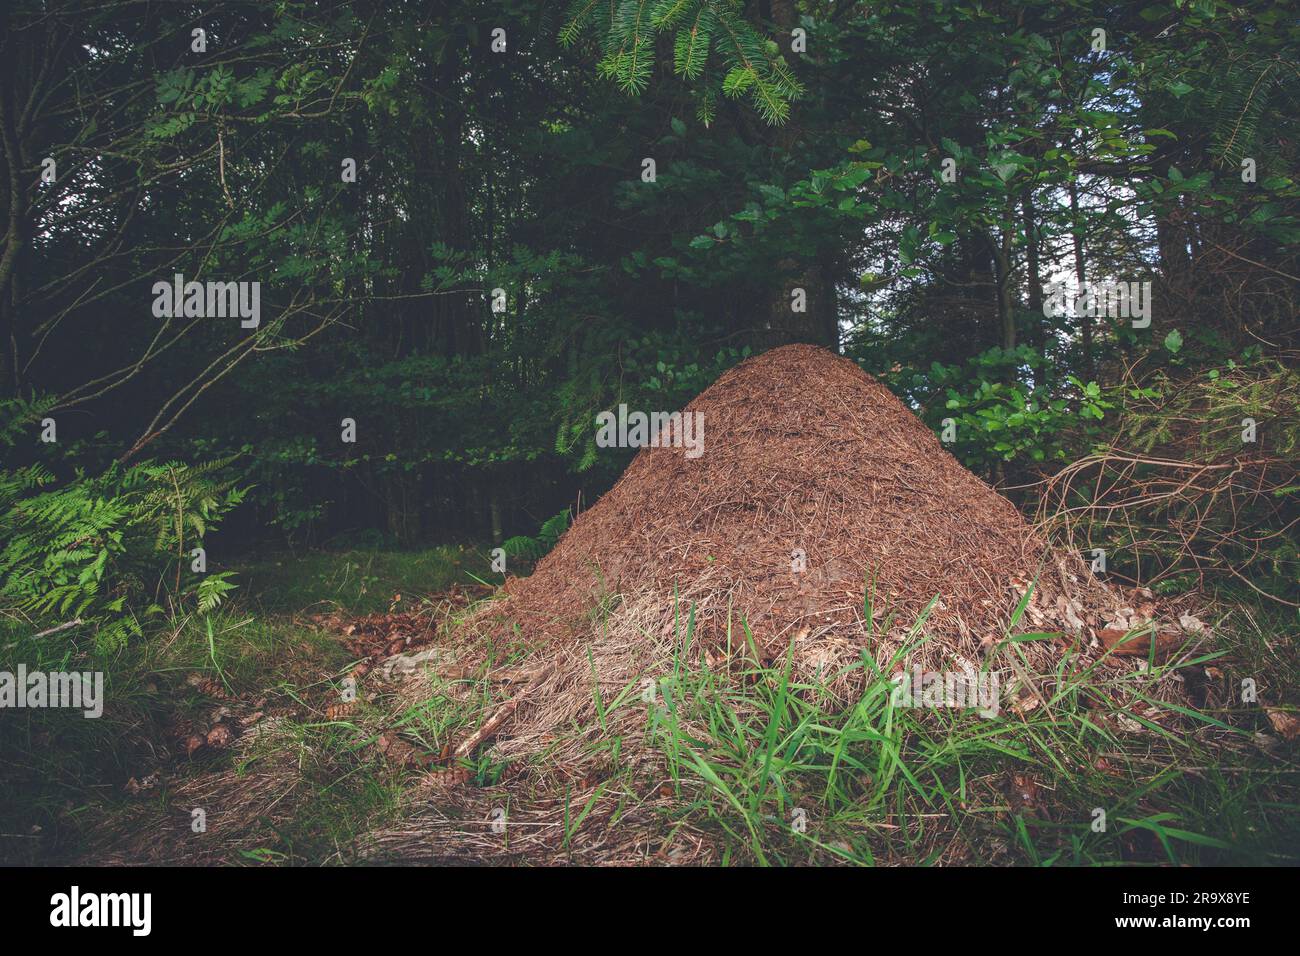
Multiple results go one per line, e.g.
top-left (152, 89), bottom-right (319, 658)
top-left (1266, 708), bottom-right (1300, 741)
top-left (1115, 714), bottom-right (1144, 733)
top-left (124, 771), bottom-right (161, 795)
top-left (376, 732), bottom-right (417, 767)
top-left (1006, 773), bottom-right (1040, 811)
top-left (1010, 694), bottom-right (1040, 716)
top-left (1098, 627), bottom-right (1186, 660)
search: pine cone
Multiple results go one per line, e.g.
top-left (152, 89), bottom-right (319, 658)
top-left (424, 767), bottom-right (471, 787)
top-left (185, 673), bottom-right (228, 698)
top-left (324, 701), bottom-right (356, 721)
top-left (205, 724), bottom-right (235, 749)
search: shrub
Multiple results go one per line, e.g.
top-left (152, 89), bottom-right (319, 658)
top-left (0, 405), bottom-right (247, 649)
top-left (1038, 359), bottom-right (1300, 601)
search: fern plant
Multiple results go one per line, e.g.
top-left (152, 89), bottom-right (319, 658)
top-left (0, 440), bottom-right (248, 650)
top-left (501, 509), bottom-right (572, 562)
top-left (561, 0), bottom-right (804, 125)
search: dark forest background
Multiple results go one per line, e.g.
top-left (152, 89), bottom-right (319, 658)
top-left (1, 0), bottom-right (1297, 645)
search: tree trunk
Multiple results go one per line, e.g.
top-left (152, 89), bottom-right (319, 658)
top-left (992, 227), bottom-right (1016, 353)
top-left (760, 260), bottom-right (836, 349)
top-left (0, 38), bottom-right (27, 396)
top-left (1068, 182), bottom-right (1092, 380)
top-left (1022, 191), bottom-right (1044, 352)
top-left (752, 0), bottom-right (838, 352)
top-left (489, 488), bottom-right (503, 545)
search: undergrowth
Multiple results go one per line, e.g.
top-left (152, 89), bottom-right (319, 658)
top-left (567, 587), bottom-right (1300, 865)
top-left (4, 551), bottom-right (1296, 866)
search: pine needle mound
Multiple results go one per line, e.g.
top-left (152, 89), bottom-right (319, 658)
top-left (501, 344), bottom-right (1126, 667)
top-left (406, 343), bottom-right (1212, 790)
top-left (373, 346), bottom-right (1209, 858)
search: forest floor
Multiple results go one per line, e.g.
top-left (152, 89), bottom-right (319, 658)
top-left (2, 547), bottom-right (1298, 866)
